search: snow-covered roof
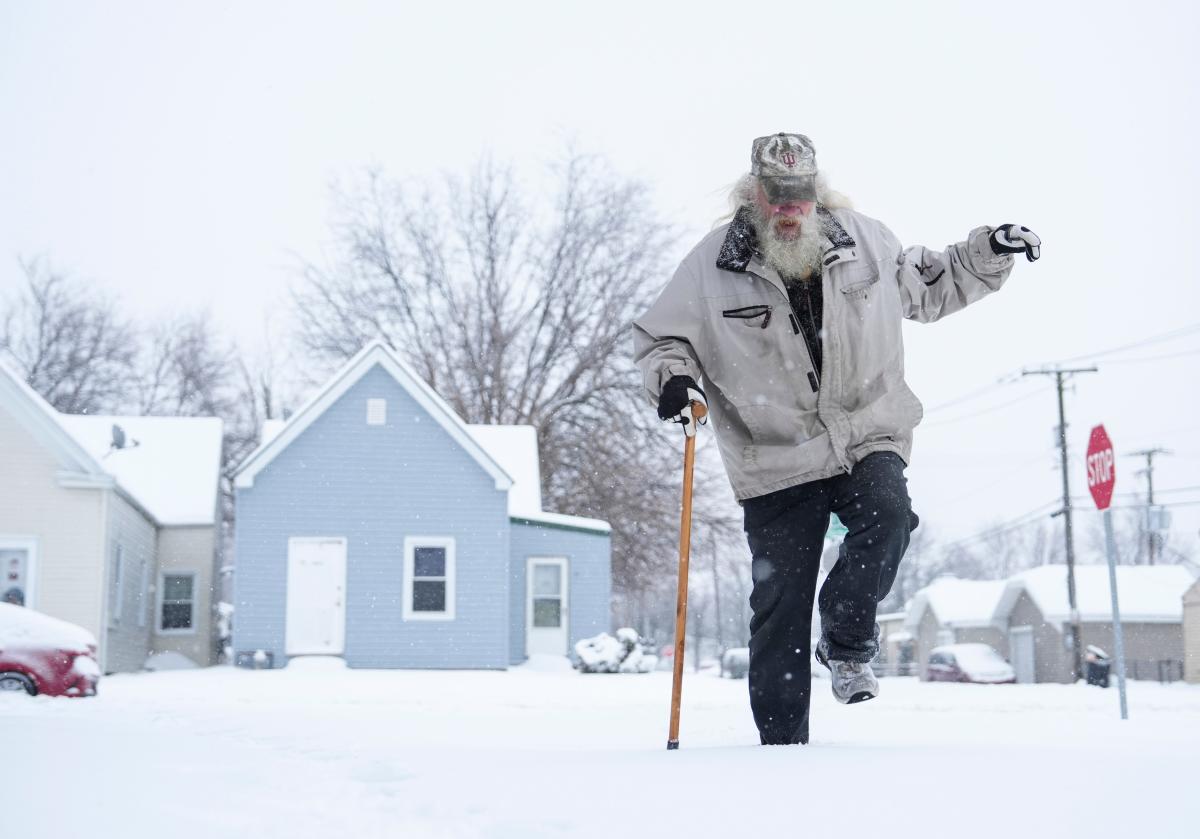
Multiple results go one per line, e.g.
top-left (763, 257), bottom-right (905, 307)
top-left (260, 418), bottom-right (286, 447)
top-left (0, 360), bottom-right (222, 527)
top-left (0, 358), bottom-right (111, 480)
top-left (59, 414), bottom-right (223, 526)
top-left (465, 424), bottom-right (610, 534)
top-left (466, 425), bottom-right (543, 518)
top-left (996, 564), bottom-right (1196, 627)
top-left (905, 576), bottom-right (1008, 630)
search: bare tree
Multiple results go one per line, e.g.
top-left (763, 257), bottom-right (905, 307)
top-left (0, 258), bottom-right (137, 413)
top-left (293, 154), bottom-right (697, 599)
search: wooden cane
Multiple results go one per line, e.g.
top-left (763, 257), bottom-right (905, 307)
top-left (667, 401), bottom-right (707, 750)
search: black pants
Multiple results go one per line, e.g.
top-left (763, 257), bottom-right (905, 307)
top-left (742, 452), bottom-right (918, 745)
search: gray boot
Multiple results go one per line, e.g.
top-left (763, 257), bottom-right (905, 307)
top-left (816, 638), bottom-right (879, 705)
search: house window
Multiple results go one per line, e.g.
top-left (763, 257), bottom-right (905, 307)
top-left (110, 545), bottom-right (125, 625)
top-left (0, 541), bottom-right (33, 607)
top-left (366, 398), bottom-right (387, 426)
top-left (159, 572), bottom-right (196, 633)
top-left (403, 537), bottom-right (455, 621)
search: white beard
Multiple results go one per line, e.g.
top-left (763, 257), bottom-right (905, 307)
top-left (750, 206), bottom-right (826, 279)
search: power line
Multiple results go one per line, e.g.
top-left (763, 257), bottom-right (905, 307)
top-left (1100, 348), bottom-right (1200, 366)
top-left (939, 499), bottom-right (1062, 550)
top-left (921, 386), bottom-right (1052, 428)
top-left (1050, 322), bottom-right (1200, 366)
top-left (923, 372), bottom-right (1025, 414)
top-left (919, 322), bottom-right (1200, 420)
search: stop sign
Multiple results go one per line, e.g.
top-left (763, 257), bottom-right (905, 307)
top-left (1086, 425), bottom-right (1116, 510)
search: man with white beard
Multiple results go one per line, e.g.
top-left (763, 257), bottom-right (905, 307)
top-left (633, 133), bottom-right (1040, 745)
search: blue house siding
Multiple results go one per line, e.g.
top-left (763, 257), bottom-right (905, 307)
top-left (235, 364), bottom-right (511, 669)
top-left (508, 520), bottom-right (611, 664)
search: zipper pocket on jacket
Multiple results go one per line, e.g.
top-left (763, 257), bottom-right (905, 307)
top-left (786, 311), bottom-right (820, 392)
top-left (722, 305), bottom-right (773, 328)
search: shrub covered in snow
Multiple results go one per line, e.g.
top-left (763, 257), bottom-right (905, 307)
top-left (573, 628), bottom-right (657, 673)
top-left (721, 647), bottom-right (750, 679)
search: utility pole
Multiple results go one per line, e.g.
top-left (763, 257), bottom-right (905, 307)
top-left (1024, 366), bottom-right (1098, 682)
top-left (1127, 448), bottom-right (1172, 565)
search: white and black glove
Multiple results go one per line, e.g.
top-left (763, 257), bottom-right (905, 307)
top-left (657, 375), bottom-right (707, 438)
top-left (989, 224), bottom-right (1042, 262)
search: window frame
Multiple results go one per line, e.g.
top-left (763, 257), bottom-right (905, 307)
top-left (109, 544), bottom-right (125, 626)
top-left (137, 559), bottom-right (149, 628)
top-left (402, 536), bottom-right (455, 621)
top-left (157, 570), bottom-right (198, 636)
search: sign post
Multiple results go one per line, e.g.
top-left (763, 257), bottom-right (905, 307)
top-left (1086, 424), bottom-right (1127, 720)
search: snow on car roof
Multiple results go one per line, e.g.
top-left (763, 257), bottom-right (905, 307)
top-left (0, 602), bottom-right (97, 651)
top-left (906, 577), bottom-right (1008, 629)
top-left (1001, 564), bottom-right (1196, 626)
top-left (58, 414), bottom-right (223, 526)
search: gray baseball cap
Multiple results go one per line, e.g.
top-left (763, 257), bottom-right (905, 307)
top-left (751, 133), bottom-right (818, 203)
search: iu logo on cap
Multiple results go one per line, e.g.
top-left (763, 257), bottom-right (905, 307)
top-left (781, 152), bottom-right (796, 166)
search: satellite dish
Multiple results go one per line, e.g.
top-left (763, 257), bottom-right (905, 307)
top-left (107, 424), bottom-right (139, 455)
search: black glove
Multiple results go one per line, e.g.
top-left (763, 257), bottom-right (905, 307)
top-left (989, 224), bottom-right (1042, 262)
top-left (657, 375), bottom-right (707, 437)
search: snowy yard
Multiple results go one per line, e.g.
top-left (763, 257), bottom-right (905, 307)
top-left (4, 658), bottom-right (1196, 839)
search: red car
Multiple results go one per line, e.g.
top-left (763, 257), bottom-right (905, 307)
top-left (925, 643), bottom-right (1016, 685)
top-left (0, 603), bottom-right (100, 697)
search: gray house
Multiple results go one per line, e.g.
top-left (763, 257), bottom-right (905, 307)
top-left (1184, 578), bottom-right (1200, 684)
top-left (232, 341), bottom-right (611, 669)
top-left (995, 564), bottom-right (1194, 683)
top-left (0, 361), bottom-right (224, 672)
top-left (903, 577), bottom-right (1008, 679)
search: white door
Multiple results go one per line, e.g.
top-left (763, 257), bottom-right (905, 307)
top-left (1010, 626), bottom-right (1036, 683)
top-left (286, 538), bottom-right (347, 656)
top-left (526, 557), bottom-right (568, 656)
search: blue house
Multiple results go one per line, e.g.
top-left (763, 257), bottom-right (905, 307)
top-left (232, 341), bottom-right (612, 669)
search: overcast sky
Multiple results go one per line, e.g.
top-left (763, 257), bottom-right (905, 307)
top-left (2, 1), bottom-right (1198, 558)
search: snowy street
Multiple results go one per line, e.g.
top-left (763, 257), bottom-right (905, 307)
top-left (5, 658), bottom-right (1196, 839)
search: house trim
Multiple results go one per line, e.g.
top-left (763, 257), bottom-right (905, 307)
top-left (510, 515), bottom-right (611, 536)
top-left (233, 341), bottom-right (513, 493)
top-left (402, 536), bottom-right (456, 622)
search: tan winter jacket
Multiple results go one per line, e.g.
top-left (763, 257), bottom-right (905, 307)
top-left (632, 206), bottom-right (1015, 501)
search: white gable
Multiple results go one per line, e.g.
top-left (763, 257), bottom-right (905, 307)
top-left (58, 415), bottom-right (223, 526)
top-left (234, 341), bottom-right (512, 493)
top-left (0, 359), bottom-right (110, 480)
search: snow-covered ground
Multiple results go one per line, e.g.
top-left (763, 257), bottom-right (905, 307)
top-left (4, 657), bottom-right (1196, 838)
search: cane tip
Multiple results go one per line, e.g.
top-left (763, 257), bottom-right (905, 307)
top-left (667, 740), bottom-right (679, 750)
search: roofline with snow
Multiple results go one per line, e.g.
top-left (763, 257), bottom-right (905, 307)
top-left (0, 360), bottom-right (112, 479)
top-left (510, 514), bottom-right (611, 536)
top-left (233, 341), bottom-right (514, 492)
